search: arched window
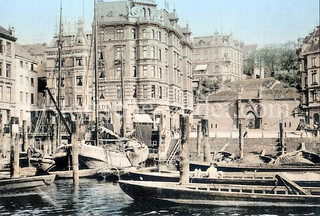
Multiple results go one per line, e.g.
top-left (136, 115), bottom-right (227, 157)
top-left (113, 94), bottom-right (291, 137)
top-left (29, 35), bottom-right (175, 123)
top-left (143, 8), bottom-right (146, 18)
top-left (148, 8), bottom-right (151, 18)
top-left (314, 113), bottom-right (319, 124)
top-left (246, 111), bottom-right (260, 129)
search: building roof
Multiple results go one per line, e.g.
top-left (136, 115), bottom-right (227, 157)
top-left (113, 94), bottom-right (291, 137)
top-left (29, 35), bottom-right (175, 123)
top-left (22, 43), bottom-right (47, 56)
top-left (300, 26), bottom-right (320, 53)
top-left (0, 26), bottom-right (17, 41)
top-left (15, 43), bottom-right (37, 62)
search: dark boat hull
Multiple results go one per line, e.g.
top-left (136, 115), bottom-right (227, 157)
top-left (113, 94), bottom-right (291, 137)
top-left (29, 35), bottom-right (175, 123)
top-left (122, 171), bottom-right (320, 187)
top-left (119, 180), bottom-right (320, 207)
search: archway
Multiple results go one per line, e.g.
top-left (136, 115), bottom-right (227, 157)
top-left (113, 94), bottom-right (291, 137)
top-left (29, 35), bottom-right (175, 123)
top-left (246, 111), bottom-right (260, 129)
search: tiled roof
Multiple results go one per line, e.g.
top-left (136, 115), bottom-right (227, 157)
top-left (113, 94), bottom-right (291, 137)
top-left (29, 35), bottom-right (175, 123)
top-left (0, 25), bottom-right (17, 41)
top-left (15, 43), bottom-right (36, 62)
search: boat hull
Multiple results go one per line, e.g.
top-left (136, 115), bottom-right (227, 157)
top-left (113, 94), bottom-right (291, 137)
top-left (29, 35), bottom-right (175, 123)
top-left (119, 180), bottom-right (320, 207)
top-left (0, 175), bottom-right (56, 194)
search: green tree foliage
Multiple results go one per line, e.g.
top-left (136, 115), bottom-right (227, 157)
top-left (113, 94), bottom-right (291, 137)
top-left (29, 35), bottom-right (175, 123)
top-left (201, 78), bottom-right (220, 94)
top-left (244, 41), bottom-right (300, 90)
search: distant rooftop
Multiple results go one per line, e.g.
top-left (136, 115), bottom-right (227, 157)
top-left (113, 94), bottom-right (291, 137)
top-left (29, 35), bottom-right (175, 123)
top-left (0, 25), bottom-right (17, 42)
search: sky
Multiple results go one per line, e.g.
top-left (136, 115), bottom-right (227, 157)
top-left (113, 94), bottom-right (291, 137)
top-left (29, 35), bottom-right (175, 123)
top-left (0, 0), bottom-right (319, 47)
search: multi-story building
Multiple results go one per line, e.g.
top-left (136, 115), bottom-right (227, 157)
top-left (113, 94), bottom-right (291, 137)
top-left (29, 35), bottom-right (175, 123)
top-left (45, 20), bottom-right (94, 120)
top-left (0, 26), bottom-right (16, 130)
top-left (96, 0), bottom-right (193, 144)
top-left (193, 31), bottom-right (244, 82)
top-left (299, 26), bottom-right (320, 128)
top-left (14, 43), bottom-right (38, 127)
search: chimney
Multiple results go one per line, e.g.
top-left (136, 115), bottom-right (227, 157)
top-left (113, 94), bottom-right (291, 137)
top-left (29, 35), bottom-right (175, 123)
top-left (8, 26), bottom-right (15, 37)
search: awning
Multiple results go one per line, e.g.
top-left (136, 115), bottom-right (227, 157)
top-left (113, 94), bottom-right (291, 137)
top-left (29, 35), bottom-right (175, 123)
top-left (134, 114), bottom-right (153, 124)
top-left (194, 64), bottom-right (208, 71)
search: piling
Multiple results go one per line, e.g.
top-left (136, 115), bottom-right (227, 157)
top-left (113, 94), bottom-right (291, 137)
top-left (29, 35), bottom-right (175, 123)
top-left (10, 119), bottom-right (20, 178)
top-left (202, 119), bottom-right (211, 162)
top-left (179, 115), bottom-right (189, 185)
top-left (72, 121), bottom-right (79, 187)
top-left (239, 120), bottom-right (244, 160)
top-left (279, 123), bottom-right (285, 155)
top-left (196, 123), bottom-right (201, 156)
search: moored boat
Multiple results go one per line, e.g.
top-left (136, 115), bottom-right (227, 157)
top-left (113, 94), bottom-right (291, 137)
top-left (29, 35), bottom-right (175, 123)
top-left (119, 179), bottom-right (320, 207)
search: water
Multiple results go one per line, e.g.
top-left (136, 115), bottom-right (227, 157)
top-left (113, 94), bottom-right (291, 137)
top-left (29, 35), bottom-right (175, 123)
top-left (0, 179), bottom-right (319, 216)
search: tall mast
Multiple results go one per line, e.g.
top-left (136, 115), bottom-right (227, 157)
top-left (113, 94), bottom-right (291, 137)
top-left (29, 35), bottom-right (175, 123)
top-left (121, 41), bottom-right (126, 138)
top-left (56, 0), bottom-right (63, 148)
top-left (94, 0), bottom-right (99, 146)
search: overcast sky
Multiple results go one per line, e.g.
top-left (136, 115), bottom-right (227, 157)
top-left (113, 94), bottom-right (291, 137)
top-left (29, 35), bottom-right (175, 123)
top-left (0, 0), bottom-right (319, 47)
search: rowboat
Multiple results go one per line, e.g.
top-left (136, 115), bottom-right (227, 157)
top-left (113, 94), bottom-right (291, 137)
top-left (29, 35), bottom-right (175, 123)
top-left (119, 178), bottom-right (320, 207)
top-left (0, 174), bottom-right (56, 194)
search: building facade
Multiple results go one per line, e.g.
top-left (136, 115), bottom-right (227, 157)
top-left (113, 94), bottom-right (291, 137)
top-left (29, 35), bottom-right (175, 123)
top-left (0, 26), bottom-right (16, 131)
top-left (299, 26), bottom-right (320, 128)
top-left (192, 31), bottom-right (244, 83)
top-left (96, 0), bottom-right (193, 143)
top-left (14, 43), bottom-right (38, 127)
top-left (45, 21), bottom-right (94, 120)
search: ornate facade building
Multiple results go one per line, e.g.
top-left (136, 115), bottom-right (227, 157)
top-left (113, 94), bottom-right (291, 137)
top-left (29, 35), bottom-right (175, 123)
top-left (96, 0), bottom-right (193, 143)
top-left (299, 26), bottom-right (320, 128)
top-left (45, 21), bottom-right (94, 121)
top-left (192, 31), bottom-right (244, 82)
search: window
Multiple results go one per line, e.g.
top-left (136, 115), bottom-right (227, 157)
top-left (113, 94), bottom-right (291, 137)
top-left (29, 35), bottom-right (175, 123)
top-left (115, 29), bottom-right (124, 40)
top-left (31, 64), bottom-right (34, 71)
top-left (131, 29), bottom-right (136, 39)
top-left (152, 30), bottom-right (155, 39)
top-left (76, 76), bottom-right (83, 86)
top-left (311, 57), bottom-right (316, 67)
top-left (159, 86), bottom-right (162, 99)
top-left (26, 76), bottom-right (29, 85)
top-left (20, 61), bottom-right (23, 68)
top-left (151, 46), bottom-right (155, 58)
top-left (131, 47), bottom-right (136, 59)
top-left (312, 72), bottom-right (317, 84)
top-left (151, 85), bottom-right (155, 98)
top-left (143, 8), bottom-right (146, 18)
top-left (148, 8), bottom-right (151, 18)
top-left (76, 95), bottom-right (83, 106)
top-left (0, 62), bottom-right (2, 76)
top-left (76, 57), bottom-right (82, 66)
top-left (117, 85), bottom-right (121, 99)
top-left (158, 32), bottom-right (161, 41)
top-left (57, 77), bottom-right (64, 87)
top-left (143, 85), bottom-right (148, 98)
top-left (132, 66), bottom-right (137, 77)
top-left (116, 66), bottom-right (121, 77)
top-left (0, 86), bottom-right (2, 100)
top-left (31, 93), bottom-right (34, 104)
top-left (142, 29), bottom-right (147, 38)
top-left (20, 75), bottom-right (23, 85)
top-left (99, 29), bottom-right (104, 41)
top-left (143, 46), bottom-right (148, 58)
top-left (6, 42), bottom-right (11, 56)
top-left (133, 85), bottom-right (137, 98)
top-left (115, 47), bottom-right (122, 59)
top-left (99, 63), bottom-right (105, 78)
top-left (159, 68), bottom-right (162, 79)
top-left (31, 78), bottom-right (34, 87)
top-left (143, 66), bottom-right (148, 77)
top-left (25, 92), bottom-right (28, 104)
top-left (6, 64), bottom-right (10, 77)
top-left (6, 87), bottom-right (11, 101)
top-left (159, 49), bottom-right (162, 60)
top-left (20, 91), bottom-right (23, 102)
top-left (0, 40), bottom-right (3, 54)
top-left (311, 90), bottom-right (317, 101)
top-left (152, 66), bottom-right (155, 77)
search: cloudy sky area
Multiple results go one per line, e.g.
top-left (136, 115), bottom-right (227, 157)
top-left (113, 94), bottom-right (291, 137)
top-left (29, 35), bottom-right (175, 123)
top-left (0, 0), bottom-right (318, 47)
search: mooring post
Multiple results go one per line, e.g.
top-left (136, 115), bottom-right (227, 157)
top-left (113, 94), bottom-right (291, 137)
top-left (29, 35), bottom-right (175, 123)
top-left (239, 120), bottom-right (244, 160)
top-left (10, 118), bottom-right (20, 178)
top-left (179, 115), bottom-right (189, 185)
top-left (279, 122), bottom-right (285, 155)
top-left (202, 119), bottom-right (211, 162)
top-left (196, 123), bottom-right (201, 157)
top-left (72, 120), bottom-right (79, 187)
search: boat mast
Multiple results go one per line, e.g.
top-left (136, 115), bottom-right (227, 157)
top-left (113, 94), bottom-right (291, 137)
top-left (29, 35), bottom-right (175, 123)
top-left (94, 0), bottom-right (99, 146)
top-left (56, 0), bottom-right (63, 148)
top-left (121, 40), bottom-right (126, 138)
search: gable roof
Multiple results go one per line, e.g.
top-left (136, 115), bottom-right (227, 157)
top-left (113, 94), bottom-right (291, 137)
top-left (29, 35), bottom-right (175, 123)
top-left (0, 26), bottom-right (17, 41)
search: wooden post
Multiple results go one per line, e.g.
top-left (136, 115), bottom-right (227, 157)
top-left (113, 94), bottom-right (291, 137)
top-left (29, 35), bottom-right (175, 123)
top-left (179, 115), bottom-right (189, 185)
top-left (22, 121), bottom-right (27, 152)
top-left (202, 119), bottom-right (211, 162)
top-left (72, 120), bottom-right (79, 187)
top-left (196, 123), bottom-right (201, 156)
top-left (239, 120), bottom-right (244, 160)
top-left (10, 118), bottom-right (20, 178)
top-left (52, 121), bottom-right (57, 154)
top-left (279, 123), bottom-right (285, 155)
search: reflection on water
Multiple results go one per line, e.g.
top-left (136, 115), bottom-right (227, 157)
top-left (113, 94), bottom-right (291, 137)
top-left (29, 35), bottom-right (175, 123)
top-left (0, 179), bottom-right (319, 216)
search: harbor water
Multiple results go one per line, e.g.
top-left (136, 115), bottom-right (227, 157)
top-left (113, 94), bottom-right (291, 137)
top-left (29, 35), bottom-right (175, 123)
top-left (0, 178), bottom-right (319, 216)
